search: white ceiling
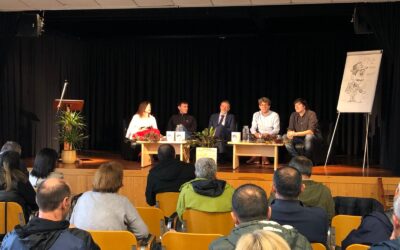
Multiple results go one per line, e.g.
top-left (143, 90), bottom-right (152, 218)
top-left (0, 0), bottom-right (396, 11)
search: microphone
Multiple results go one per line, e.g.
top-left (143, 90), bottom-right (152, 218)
top-left (57, 80), bottom-right (69, 111)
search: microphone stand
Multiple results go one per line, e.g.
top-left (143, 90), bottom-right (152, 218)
top-left (57, 80), bottom-right (69, 113)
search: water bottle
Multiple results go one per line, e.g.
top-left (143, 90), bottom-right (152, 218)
top-left (242, 126), bottom-right (250, 142)
top-left (176, 124), bottom-right (184, 132)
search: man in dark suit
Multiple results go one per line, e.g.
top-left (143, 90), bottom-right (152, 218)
top-left (270, 166), bottom-right (328, 245)
top-left (209, 100), bottom-right (237, 161)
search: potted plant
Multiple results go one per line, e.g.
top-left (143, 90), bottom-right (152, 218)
top-left (189, 127), bottom-right (219, 162)
top-left (57, 110), bottom-right (88, 163)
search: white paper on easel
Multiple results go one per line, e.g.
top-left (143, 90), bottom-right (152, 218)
top-left (337, 50), bottom-right (382, 113)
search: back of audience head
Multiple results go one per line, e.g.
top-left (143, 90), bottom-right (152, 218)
top-left (232, 184), bottom-right (270, 223)
top-left (1, 141), bottom-right (22, 155)
top-left (273, 166), bottom-right (302, 200)
top-left (288, 156), bottom-right (313, 178)
top-left (92, 162), bottom-right (123, 193)
top-left (195, 158), bottom-right (217, 180)
top-left (0, 150), bottom-right (26, 191)
top-left (157, 144), bottom-right (175, 162)
top-left (36, 178), bottom-right (71, 218)
top-left (235, 230), bottom-right (290, 250)
top-left (31, 148), bottom-right (59, 178)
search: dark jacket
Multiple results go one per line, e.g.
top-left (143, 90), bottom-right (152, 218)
top-left (208, 113), bottom-right (236, 141)
top-left (270, 199), bottom-right (328, 244)
top-left (342, 211), bottom-right (393, 249)
top-left (0, 217), bottom-right (99, 250)
top-left (167, 114), bottom-right (197, 133)
top-left (0, 181), bottom-right (38, 222)
top-left (370, 237), bottom-right (400, 250)
top-left (209, 220), bottom-right (312, 250)
top-left (145, 159), bottom-right (195, 206)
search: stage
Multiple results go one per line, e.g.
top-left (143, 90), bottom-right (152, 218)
top-left (25, 151), bottom-right (400, 209)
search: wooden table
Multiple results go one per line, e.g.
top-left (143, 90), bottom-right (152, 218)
top-left (228, 141), bottom-right (284, 170)
top-left (137, 141), bottom-right (190, 167)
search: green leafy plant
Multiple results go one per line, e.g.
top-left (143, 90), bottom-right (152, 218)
top-left (57, 111), bottom-right (88, 150)
top-left (189, 127), bottom-right (220, 148)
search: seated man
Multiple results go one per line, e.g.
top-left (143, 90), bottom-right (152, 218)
top-left (247, 97), bottom-right (280, 165)
top-left (269, 156), bottom-right (335, 222)
top-left (283, 98), bottom-right (322, 159)
top-left (1, 178), bottom-right (99, 250)
top-left (166, 101), bottom-right (197, 135)
top-left (145, 144), bottom-right (195, 207)
top-left (209, 184), bottom-right (311, 250)
top-left (176, 158), bottom-right (234, 219)
top-left (208, 100), bottom-right (236, 160)
top-left (270, 166), bottom-right (328, 244)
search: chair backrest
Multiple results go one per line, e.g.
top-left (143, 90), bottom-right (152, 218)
top-left (332, 215), bottom-right (362, 247)
top-left (88, 230), bottom-right (138, 250)
top-left (136, 207), bottom-right (167, 240)
top-left (162, 231), bottom-right (222, 250)
top-left (0, 202), bottom-right (25, 235)
top-left (311, 242), bottom-right (326, 250)
top-left (346, 243), bottom-right (370, 250)
top-left (182, 209), bottom-right (234, 235)
top-left (155, 192), bottom-right (179, 217)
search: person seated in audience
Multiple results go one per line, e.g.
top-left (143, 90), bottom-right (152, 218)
top-left (209, 184), bottom-right (311, 250)
top-left (1, 141), bottom-right (29, 176)
top-left (247, 97), bottom-right (280, 165)
top-left (235, 230), bottom-right (290, 250)
top-left (70, 162), bottom-right (149, 240)
top-left (270, 166), bottom-right (328, 244)
top-left (283, 98), bottom-right (322, 159)
top-left (369, 184), bottom-right (400, 250)
top-left (1, 178), bottom-right (99, 250)
top-left (166, 100), bottom-right (197, 134)
top-left (145, 144), bottom-right (195, 207)
top-left (208, 100), bottom-right (237, 162)
top-left (125, 101), bottom-right (158, 140)
top-left (0, 150), bottom-right (38, 221)
top-left (176, 158), bottom-right (235, 219)
top-left (29, 148), bottom-right (64, 189)
top-left (269, 156), bottom-right (335, 222)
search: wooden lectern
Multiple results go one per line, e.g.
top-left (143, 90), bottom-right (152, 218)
top-left (53, 99), bottom-right (84, 112)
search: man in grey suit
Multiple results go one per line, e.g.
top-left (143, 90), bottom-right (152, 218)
top-left (209, 100), bottom-right (237, 162)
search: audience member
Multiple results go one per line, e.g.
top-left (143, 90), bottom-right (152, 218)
top-left (269, 156), bottom-right (335, 222)
top-left (209, 184), bottom-right (311, 250)
top-left (145, 144), bottom-right (195, 208)
top-left (0, 150), bottom-right (38, 221)
top-left (176, 158), bottom-right (234, 219)
top-left (283, 98), bottom-right (322, 159)
top-left (1, 178), bottom-right (99, 249)
top-left (370, 185), bottom-right (400, 250)
top-left (235, 230), bottom-right (290, 250)
top-left (247, 97), bottom-right (280, 165)
top-left (29, 148), bottom-right (63, 189)
top-left (70, 162), bottom-right (149, 240)
top-left (208, 100), bottom-right (237, 160)
top-left (167, 100), bottom-right (197, 134)
top-left (270, 166), bottom-right (328, 244)
top-left (1, 141), bottom-right (29, 176)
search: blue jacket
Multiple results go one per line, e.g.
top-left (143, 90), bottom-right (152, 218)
top-left (1, 217), bottom-right (99, 250)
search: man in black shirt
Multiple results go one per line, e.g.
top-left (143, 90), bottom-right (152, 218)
top-left (166, 101), bottom-right (197, 134)
top-left (283, 98), bottom-right (322, 159)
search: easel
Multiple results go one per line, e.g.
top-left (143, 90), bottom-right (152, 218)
top-left (324, 112), bottom-right (370, 171)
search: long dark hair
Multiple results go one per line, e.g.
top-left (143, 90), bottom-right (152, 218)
top-left (31, 148), bottom-right (58, 179)
top-left (0, 151), bottom-right (27, 191)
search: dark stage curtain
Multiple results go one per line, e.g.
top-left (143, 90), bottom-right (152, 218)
top-left (0, 4), bottom-right (397, 169)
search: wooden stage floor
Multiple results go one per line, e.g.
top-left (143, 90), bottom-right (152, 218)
top-left (24, 150), bottom-right (400, 208)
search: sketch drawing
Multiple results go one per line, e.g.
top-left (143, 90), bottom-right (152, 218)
top-left (345, 62), bottom-right (368, 102)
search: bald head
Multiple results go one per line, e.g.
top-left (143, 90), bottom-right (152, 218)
top-left (36, 178), bottom-right (71, 212)
top-left (273, 167), bottom-right (302, 199)
top-left (232, 184), bottom-right (269, 223)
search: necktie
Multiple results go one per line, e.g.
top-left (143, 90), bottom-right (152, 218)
top-left (218, 115), bottom-right (225, 125)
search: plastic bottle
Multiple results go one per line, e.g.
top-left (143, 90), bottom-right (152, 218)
top-left (242, 126), bottom-right (250, 142)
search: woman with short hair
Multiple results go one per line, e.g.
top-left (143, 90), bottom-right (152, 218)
top-left (70, 162), bottom-right (149, 240)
